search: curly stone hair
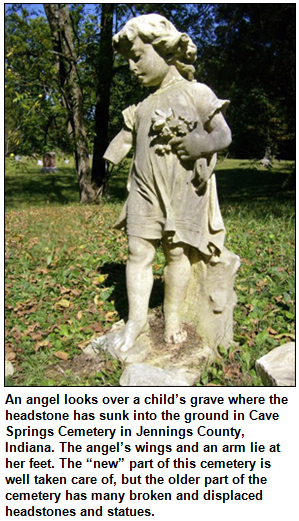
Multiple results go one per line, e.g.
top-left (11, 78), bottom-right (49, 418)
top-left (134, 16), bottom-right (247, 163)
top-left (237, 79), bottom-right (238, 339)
top-left (113, 14), bottom-right (197, 81)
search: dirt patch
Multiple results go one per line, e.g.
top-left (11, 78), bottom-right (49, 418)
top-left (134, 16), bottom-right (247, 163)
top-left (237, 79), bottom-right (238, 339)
top-left (44, 351), bottom-right (121, 385)
top-left (46, 354), bottom-right (105, 378)
top-left (148, 308), bottom-right (204, 364)
top-left (45, 308), bottom-right (207, 384)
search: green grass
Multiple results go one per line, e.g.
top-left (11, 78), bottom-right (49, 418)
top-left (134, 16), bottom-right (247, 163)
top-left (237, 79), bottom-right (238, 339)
top-left (5, 157), bottom-right (295, 386)
top-left (5, 155), bottom-right (80, 207)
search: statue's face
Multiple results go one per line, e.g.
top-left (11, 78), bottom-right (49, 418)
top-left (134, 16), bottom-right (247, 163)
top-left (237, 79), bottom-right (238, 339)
top-left (126, 37), bottom-right (170, 87)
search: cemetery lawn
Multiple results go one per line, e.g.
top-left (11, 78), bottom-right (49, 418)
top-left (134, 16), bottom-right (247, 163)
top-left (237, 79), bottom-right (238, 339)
top-left (5, 158), bottom-right (295, 386)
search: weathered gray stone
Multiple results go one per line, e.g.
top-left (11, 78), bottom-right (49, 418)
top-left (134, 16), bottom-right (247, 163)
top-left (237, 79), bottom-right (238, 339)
top-left (84, 317), bottom-right (213, 386)
top-left (120, 364), bottom-right (196, 386)
top-left (84, 14), bottom-right (238, 385)
top-left (5, 361), bottom-right (14, 378)
top-left (256, 342), bottom-right (295, 386)
top-left (100, 13), bottom-right (233, 354)
top-left (182, 247), bottom-right (240, 350)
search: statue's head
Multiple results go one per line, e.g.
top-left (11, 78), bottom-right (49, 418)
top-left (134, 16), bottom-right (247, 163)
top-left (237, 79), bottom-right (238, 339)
top-left (113, 14), bottom-right (197, 81)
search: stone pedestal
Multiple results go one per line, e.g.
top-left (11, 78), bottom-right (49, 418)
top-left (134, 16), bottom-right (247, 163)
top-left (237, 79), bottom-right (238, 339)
top-left (84, 248), bottom-right (240, 386)
top-left (182, 247), bottom-right (240, 351)
top-left (84, 316), bottom-right (214, 386)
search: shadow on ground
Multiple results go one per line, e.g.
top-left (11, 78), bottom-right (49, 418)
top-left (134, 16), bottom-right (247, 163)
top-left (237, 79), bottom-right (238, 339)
top-left (107, 160), bottom-right (295, 206)
top-left (5, 168), bottom-right (79, 207)
top-left (97, 262), bottom-right (164, 320)
top-left (5, 161), bottom-right (295, 212)
top-left (215, 165), bottom-right (295, 204)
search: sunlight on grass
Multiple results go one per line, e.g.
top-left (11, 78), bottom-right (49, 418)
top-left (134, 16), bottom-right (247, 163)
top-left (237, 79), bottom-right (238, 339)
top-left (5, 158), bottom-right (295, 386)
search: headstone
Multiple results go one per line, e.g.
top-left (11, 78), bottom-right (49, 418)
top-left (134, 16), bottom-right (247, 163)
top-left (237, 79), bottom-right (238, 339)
top-left (260, 147), bottom-right (272, 168)
top-left (41, 152), bottom-right (57, 173)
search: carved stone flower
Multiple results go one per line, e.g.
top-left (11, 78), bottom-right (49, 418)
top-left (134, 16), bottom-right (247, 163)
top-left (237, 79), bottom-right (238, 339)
top-left (151, 109), bottom-right (196, 155)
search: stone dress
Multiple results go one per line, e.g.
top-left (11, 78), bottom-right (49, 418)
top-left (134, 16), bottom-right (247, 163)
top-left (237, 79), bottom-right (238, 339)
top-left (115, 77), bottom-right (229, 256)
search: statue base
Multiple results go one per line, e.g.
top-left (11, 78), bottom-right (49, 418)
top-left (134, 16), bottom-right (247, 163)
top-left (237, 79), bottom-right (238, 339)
top-left (84, 312), bottom-right (214, 386)
top-left (84, 247), bottom-right (240, 386)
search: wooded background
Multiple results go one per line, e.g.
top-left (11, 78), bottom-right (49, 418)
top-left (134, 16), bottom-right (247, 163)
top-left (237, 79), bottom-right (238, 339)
top-left (5, 3), bottom-right (295, 202)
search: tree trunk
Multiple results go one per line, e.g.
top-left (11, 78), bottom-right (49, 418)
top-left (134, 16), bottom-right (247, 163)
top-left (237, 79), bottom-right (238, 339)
top-left (44, 3), bottom-right (96, 203)
top-left (91, 4), bottom-right (115, 196)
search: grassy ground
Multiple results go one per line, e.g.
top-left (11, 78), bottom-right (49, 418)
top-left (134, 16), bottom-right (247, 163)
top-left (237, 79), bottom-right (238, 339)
top-left (5, 157), bottom-right (295, 386)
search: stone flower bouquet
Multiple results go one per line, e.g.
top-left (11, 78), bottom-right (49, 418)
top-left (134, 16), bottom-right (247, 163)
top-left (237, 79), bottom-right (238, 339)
top-left (151, 108), bottom-right (197, 155)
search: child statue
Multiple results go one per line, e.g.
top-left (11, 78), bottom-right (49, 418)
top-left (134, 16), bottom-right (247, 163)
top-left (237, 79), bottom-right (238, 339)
top-left (103, 14), bottom-right (232, 353)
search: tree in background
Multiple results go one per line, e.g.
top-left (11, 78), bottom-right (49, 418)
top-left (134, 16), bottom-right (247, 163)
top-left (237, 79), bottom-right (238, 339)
top-left (5, 7), bottom-right (68, 156)
top-left (200, 4), bottom-right (295, 158)
top-left (5, 4), bottom-right (295, 202)
top-left (44, 3), bottom-right (97, 203)
top-left (91, 4), bottom-right (114, 197)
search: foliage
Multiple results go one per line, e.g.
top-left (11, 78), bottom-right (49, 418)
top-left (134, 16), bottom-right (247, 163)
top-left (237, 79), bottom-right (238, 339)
top-left (5, 8), bottom-right (62, 155)
top-left (5, 4), bottom-right (295, 163)
top-left (200, 4), bottom-right (295, 159)
top-left (5, 159), bottom-right (295, 386)
top-left (5, 5), bottom-right (102, 159)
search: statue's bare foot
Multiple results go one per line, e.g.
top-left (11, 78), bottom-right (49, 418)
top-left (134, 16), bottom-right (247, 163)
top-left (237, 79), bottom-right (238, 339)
top-left (164, 314), bottom-right (187, 344)
top-left (112, 320), bottom-right (149, 353)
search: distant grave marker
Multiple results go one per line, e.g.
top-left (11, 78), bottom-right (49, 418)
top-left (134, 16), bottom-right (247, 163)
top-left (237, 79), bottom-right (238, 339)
top-left (40, 152), bottom-right (57, 173)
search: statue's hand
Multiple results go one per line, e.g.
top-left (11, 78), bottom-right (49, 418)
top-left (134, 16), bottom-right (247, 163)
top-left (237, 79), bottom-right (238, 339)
top-left (169, 129), bottom-right (210, 161)
top-left (169, 112), bottom-right (232, 161)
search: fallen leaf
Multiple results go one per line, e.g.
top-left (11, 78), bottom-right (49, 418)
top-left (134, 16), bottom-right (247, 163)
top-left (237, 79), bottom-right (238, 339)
top-left (6, 351), bottom-right (16, 361)
top-left (103, 361), bottom-right (115, 373)
top-left (35, 339), bottom-right (51, 352)
top-left (94, 294), bottom-right (102, 307)
top-left (92, 274), bottom-right (108, 285)
top-left (78, 339), bottom-right (92, 350)
top-left (105, 311), bottom-right (118, 322)
top-left (90, 323), bottom-right (104, 333)
top-left (60, 287), bottom-right (72, 295)
top-left (22, 323), bottom-right (39, 335)
top-left (54, 351), bottom-right (69, 361)
top-left (71, 289), bottom-right (81, 296)
top-left (274, 333), bottom-right (295, 340)
top-left (224, 364), bottom-right (241, 379)
top-left (56, 299), bottom-right (70, 309)
top-left (31, 332), bottom-right (43, 341)
top-left (11, 326), bottom-right (22, 343)
top-left (88, 302), bottom-right (98, 314)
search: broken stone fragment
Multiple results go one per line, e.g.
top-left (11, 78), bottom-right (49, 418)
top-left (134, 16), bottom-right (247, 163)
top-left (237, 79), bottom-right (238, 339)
top-left (182, 247), bottom-right (240, 350)
top-left (256, 342), bottom-right (295, 386)
top-left (120, 363), bottom-right (198, 386)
